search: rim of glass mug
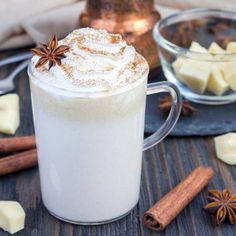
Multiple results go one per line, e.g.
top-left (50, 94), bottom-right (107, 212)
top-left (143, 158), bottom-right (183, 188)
top-left (28, 61), bottom-right (150, 99)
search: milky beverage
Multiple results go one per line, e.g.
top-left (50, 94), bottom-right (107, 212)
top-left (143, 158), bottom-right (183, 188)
top-left (29, 28), bottom-right (149, 223)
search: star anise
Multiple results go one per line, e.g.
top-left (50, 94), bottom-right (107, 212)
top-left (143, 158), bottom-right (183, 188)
top-left (204, 189), bottom-right (236, 225)
top-left (159, 96), bottom-right (197, 116)
top-left (31, 35), bottom-right (70, 70)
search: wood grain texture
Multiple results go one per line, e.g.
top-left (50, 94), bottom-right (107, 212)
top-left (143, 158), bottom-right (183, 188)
top-left (0, 48), bottom-right (236, 236)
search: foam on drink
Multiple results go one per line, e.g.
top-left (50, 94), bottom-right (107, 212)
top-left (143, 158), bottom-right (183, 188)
top-left (31, 28), bottom-right (148, 95)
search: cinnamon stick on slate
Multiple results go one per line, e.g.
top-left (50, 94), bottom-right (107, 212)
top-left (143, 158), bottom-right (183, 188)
top-left (0, 149), bottom-right (37, 175)
top-left (0, 136), bottom-right (36, 153)
top-left (143, 166), bottom-right (214, 231)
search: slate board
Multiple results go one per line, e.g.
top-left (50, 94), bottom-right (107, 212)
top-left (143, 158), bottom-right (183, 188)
top-left (145, 68), bottom-right (236, 136)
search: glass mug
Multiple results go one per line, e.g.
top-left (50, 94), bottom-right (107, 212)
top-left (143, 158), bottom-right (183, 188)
top-left (28, 65), bottom-right (181, 225)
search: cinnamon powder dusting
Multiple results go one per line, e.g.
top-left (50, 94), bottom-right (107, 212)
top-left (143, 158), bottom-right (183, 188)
top-left (31, 28), bottom-right (149, 91)
top-left (110, 35), bottom-right (122, 44)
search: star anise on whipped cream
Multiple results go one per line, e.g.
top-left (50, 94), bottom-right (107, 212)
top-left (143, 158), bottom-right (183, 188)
top-left (31, 35), bottom-right (70, 70)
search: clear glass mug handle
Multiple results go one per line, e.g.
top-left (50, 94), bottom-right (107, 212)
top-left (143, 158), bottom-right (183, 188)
top-left (143, 81), bottom-right (182, 151)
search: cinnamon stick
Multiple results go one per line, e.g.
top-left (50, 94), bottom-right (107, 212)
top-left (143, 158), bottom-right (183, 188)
top-left (143, 166), bottom-right (214, 231)
top-left (0, 149), bottom-right (37, 175)
top-left (0, 136), bottom-right (36, 153)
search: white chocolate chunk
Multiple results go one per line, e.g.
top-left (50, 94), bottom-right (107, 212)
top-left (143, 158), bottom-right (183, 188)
top-left (207, 64), bottom-right (229, 96)
top-left (208, 42), bottom-right (228, 60)
top-left (0, 201), bottom-right (25, 234)
top-left (220, 62), bottom-right (236, 91)
top-left (190, 41), bottom-right (208, 53)
top-left (0, 94), bottom-right (20, 135)
top-left (178, 60), bottom-right (211, 93)
top-left (208, 42), bottom-right (225, 54)
top-left (172, 58), bottom-right (185, 71)
top-left (214, 133), bottom-right (236, 165)
top-left (226, 42), bottom-right (236, 53)
top-left (172, 58), bottom-right (185, 81)
top-left (189, 42), bottom-right (213, 60)
top-left (172, 41), bottom-right (236, 94)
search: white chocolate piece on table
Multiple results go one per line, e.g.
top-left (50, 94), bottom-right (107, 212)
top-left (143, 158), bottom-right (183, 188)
top-left (178, 60), bottom-right (211, 93)
top-left (0, 94), bottom-right (20, 135)
top-left (226, 42), bottom-right (236, 53)
top-left (207, 64), bottom-right (229, 96)
top-left (214, 133), bottom-right (236, 165)
top-left (220, 62), bottom-right (236, 91)
top-left (0, 201), bottom-right (25, 234)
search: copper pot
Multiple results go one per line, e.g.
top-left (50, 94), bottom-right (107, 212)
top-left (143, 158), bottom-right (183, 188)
top-left (79, 0), bottom-right (161, 69)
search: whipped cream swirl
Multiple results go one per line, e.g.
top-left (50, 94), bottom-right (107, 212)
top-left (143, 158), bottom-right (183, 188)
top-left (31, 28), bottom-right (149, 92)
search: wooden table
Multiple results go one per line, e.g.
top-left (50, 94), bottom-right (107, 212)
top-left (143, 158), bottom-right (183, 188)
top-left (0, 49), bottom-right (236, 236)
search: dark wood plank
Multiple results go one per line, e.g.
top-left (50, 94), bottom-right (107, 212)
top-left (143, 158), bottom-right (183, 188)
top-left (140, 138), bottom-right (236, 236)
top-left (0, 49), bottom-right (236, 236)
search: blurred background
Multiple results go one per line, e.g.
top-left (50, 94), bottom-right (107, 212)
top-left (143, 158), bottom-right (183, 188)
top-left (1, 0), bottom-right (236, 69)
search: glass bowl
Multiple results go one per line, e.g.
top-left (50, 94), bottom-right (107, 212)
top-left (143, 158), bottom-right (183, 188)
top-left (153, 8), bottom-right (236, 105)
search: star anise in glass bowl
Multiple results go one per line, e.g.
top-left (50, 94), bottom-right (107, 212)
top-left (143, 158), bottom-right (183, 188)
top-left (204, 189), bottom-right (236, 225)
top-left (31, 35), bottom-right (70, 70)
